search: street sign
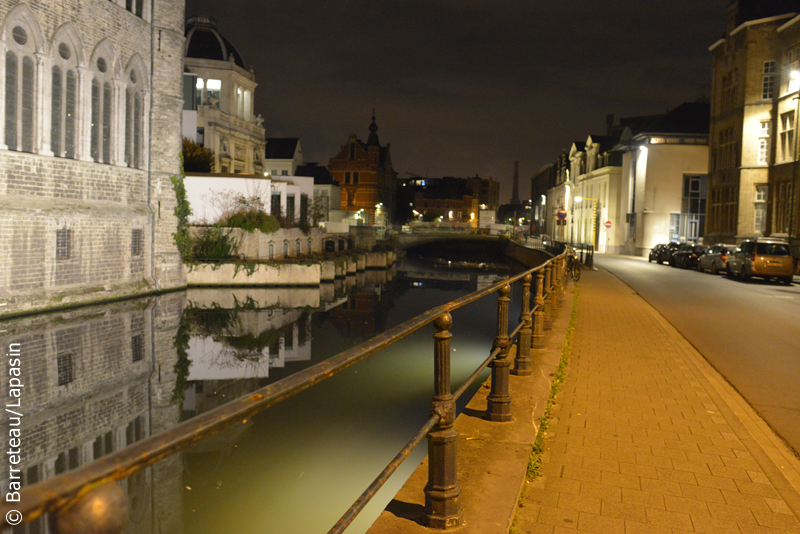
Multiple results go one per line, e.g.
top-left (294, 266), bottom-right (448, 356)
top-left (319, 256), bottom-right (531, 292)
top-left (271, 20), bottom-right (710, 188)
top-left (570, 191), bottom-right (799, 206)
top-left (604, 221), bottom-right (612, 229)
top-left (556, 209), bottom-right (567, 220)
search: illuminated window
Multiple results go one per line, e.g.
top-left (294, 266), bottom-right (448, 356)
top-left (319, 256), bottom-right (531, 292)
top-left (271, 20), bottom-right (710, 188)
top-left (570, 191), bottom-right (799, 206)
top-left (754, 185), bottom-right (767, 233)
top-left (780, 111), bottom-right (795, 162)
top-left (757, 121), bottom-right (771, 165)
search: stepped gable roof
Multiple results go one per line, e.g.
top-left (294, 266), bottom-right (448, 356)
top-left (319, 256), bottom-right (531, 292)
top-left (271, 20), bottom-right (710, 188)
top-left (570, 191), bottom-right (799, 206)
top-left (636, 102), bottom-right (710, 135)
top-left (185, 17), bottom-right (245, 69)
top-left (264, 138), bottom-right (299, 159)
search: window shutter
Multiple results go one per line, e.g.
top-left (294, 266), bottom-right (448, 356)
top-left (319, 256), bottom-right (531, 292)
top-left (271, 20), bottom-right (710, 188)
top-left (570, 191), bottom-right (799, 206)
top-left (5, 52), bottom-right (17, 150)
top-left (21, 56), bottom-right (34, 153)
top-left (91, 79), bottom-right (100, 161)
top-left (65, 70), bottom-right (76, 159)
top-left (102, 82), bottom-right (112, 163)
top-left (51, 66), bottom-right (62, 156)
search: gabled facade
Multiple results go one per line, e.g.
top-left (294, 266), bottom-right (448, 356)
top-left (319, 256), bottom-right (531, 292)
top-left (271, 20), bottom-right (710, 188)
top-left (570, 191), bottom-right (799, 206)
top-left (182, 17), bottom-right (265, 175)
top-left (570, 135), bottom-right (623, 252)
top-left (707, 0), bottom-right (800, 246)
top-left (327, 115), bottom-right (397, 225)
top-left (264, 137), bottom-right (303, 176)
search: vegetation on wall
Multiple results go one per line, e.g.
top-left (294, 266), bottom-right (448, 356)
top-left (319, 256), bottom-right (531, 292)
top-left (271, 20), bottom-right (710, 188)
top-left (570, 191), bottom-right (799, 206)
top-left (170, 155), bottom-right (194, 261)
top-left (192, 225), bottom-right (240, 260)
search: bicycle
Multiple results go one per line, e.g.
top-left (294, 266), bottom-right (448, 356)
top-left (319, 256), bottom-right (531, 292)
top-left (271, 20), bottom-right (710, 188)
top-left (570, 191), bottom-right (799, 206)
top-left (566, 251), bottom-right (581, 282)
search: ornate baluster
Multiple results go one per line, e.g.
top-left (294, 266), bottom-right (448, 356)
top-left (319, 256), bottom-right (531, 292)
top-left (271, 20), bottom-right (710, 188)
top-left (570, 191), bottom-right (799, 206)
top-left (425, 312), bottom-right (463, 528)
top-left (486, 284), bottom-right (512, 421)
top-left (512, 274), bottom-right (532, 375)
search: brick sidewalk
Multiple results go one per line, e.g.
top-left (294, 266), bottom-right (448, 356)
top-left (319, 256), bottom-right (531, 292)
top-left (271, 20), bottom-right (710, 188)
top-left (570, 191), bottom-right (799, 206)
top-left (514, 267), bottom-right (800, 534)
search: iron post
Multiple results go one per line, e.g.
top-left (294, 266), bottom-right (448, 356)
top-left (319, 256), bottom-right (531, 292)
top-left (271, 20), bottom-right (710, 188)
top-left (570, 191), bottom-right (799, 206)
top-left (543, 264), bottom-right (553, 332)
top-left (425, 312), bottom-right (463, 528)
top-left (512, 274), bottom-right (532, 376)
top-left (532, 269), bottom-right (545, 349)
top-left (486, 284), bottom-right (512, 421)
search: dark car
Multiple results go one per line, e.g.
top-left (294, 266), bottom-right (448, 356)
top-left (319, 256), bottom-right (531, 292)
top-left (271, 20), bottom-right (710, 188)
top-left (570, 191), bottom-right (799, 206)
top-left (656, 242), bottom-right (680, 264)
top-left (649, 244), bottom-right (666, 263)
top-left (671, 244), bottom-right (707, 269)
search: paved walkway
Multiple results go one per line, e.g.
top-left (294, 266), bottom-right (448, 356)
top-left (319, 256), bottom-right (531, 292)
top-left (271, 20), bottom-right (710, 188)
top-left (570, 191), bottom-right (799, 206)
top-left (368, 266), bottom-right (800, 534)
top-left (514, 267), bottom-right (800, 534)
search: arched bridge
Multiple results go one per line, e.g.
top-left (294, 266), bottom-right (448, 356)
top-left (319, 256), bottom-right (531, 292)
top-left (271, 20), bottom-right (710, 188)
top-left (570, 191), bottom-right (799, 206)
top-left (393, 231), bottom-right (506, 250)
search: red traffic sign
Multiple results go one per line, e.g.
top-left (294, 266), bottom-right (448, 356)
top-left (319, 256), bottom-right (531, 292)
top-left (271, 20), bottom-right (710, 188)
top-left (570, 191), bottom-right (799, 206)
top-left (556, 209), bottom-right (567, 220)
top-left (604, 221), bottom-right (612, 228)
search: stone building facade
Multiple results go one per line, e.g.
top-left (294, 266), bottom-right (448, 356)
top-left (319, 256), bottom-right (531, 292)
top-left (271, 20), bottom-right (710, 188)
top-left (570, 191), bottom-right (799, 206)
top-left (182, 17), bottom-right (265, 175)
top-left (0, 0), bottom-right (187, 317)
top-left (707, 0), bottom-right (800, 245)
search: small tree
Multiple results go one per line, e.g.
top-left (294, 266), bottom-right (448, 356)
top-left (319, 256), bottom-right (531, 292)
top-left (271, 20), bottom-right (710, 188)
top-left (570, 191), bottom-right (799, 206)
top-left (182, 137), bottom-right (215, 173)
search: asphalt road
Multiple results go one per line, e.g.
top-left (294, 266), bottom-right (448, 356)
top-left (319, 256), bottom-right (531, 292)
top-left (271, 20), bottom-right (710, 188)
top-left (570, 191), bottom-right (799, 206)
top-left (594, 254), bottom-right (800, 455)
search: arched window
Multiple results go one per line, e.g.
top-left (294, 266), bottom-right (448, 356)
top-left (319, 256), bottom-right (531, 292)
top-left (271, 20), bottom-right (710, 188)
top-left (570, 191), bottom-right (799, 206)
top-left (4, 24), bottom-right (37, 152)
top-left (51, 41), bottom-right (78, 158)
top-left (125, 65), bottom-right (144, 168)
top-left (90, 55), bottom-right (114, 163)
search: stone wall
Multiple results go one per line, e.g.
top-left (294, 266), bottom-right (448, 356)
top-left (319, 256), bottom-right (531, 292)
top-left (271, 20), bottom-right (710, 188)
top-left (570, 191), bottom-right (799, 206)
top-left (0, 0), bottom-right (186, 319)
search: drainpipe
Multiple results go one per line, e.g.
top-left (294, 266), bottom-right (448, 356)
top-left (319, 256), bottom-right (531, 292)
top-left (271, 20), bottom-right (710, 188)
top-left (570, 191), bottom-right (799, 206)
top-left (146, 0), bottom-right (161, 292)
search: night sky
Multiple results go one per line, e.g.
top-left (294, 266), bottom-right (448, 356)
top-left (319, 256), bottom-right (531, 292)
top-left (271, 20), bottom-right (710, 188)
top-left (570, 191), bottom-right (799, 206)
top-left (183, 0), bottom-right (729, 203)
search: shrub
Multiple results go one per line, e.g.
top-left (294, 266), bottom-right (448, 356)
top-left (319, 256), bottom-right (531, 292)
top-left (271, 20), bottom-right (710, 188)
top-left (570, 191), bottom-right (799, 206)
top-left (221, 209), bottom-right (281, 234)
top-left (192, 225), bottom-right (240, 260)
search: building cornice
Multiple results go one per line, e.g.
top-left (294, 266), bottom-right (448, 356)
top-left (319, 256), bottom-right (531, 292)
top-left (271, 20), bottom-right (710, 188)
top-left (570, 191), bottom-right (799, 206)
top-left (730, 13), bottom-right (796, 37)
top-left (709, 38), bottom-right (725, 52)
top-left (777, 14), bottom-right (800, 32)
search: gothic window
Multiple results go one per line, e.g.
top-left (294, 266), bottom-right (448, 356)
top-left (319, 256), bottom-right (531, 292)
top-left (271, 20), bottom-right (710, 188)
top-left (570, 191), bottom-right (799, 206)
top-left (125, 66), bottom-right (144, 168)
top-left (51, 41), bottom-right (78, 159)
top-left (91, 56), bottom-right (114, 163)
top-left (4, 22), bottom-right (37, 152)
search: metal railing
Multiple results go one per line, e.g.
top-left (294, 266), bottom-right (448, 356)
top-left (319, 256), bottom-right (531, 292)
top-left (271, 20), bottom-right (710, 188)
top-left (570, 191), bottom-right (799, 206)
top-left (1, 246), bottom-right (569, 534)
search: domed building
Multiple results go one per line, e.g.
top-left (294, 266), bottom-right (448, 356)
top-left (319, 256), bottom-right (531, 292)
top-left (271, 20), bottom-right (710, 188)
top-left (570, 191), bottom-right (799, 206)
top-left (182, 17), bottom-right (265, 174)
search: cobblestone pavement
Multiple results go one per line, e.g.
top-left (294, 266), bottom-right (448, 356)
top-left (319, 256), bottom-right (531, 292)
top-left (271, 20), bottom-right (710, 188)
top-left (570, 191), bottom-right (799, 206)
top-left (514, 267), bottom-right (800, 534)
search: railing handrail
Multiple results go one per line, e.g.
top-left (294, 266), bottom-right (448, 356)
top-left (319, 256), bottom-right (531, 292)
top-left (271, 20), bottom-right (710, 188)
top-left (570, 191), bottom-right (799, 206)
top-left (3, 247), bottom-right (567, 531)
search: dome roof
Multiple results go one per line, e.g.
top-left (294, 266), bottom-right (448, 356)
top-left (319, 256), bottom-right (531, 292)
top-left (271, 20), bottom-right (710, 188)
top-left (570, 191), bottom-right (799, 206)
top-left (185, 17), bottom-right (246, 69)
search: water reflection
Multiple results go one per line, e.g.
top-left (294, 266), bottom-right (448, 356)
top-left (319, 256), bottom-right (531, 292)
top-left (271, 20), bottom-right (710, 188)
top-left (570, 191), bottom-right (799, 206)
top-left (2, 251), bottom-right (529, 534)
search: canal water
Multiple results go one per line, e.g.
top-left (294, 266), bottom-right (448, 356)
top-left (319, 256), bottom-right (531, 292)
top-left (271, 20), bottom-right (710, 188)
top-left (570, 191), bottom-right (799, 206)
top-left (2, 252), bottom-right (530, 534)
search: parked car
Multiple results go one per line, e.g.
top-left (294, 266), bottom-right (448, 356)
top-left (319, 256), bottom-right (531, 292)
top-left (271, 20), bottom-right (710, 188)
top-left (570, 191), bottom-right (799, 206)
top-left (671, 244), bottom-right (707, 269)
top-left (649, 244), bottom-right (666, 263)
top-left (697, 243), bottom-right (737, 274)
top-left (655, 242), bottom-right (680, 264)
top-left (726, 238), bottom-right (795, 284)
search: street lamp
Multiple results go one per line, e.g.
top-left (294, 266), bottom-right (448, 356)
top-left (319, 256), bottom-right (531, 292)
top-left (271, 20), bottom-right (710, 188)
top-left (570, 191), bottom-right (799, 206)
top-left (574, 196), bottom-right (598, 249)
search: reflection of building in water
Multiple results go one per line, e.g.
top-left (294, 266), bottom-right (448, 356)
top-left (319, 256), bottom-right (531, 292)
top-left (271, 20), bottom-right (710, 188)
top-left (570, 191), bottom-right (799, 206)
top-left (330, 282), bottom-right (395, 340)
top-left (0, 293), bottom-right (187, 534)
top-left (180, 289), bottom-right (314, 418)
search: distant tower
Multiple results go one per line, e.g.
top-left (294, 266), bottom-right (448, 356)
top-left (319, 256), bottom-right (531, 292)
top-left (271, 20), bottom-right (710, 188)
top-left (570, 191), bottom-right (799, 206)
top-left (511, 160), bottom-right (521, 205)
